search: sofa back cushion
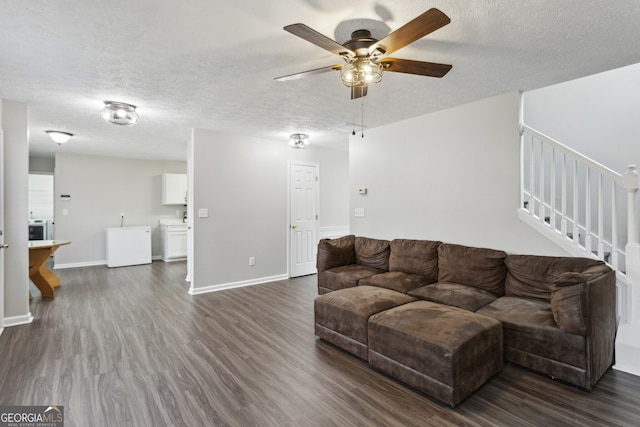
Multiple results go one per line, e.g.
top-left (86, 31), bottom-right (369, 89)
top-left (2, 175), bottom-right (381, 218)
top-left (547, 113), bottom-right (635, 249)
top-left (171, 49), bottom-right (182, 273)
top-left (437, 243), bottom-right (507, 296)
top-left (505, 255), bottom-right (603, 301)
top-left (389, 239), bottom-right (440, 281)
top-left (355, 237), bottom-right (390, 271)
top-left (316, 235), bottom-right (355, 272)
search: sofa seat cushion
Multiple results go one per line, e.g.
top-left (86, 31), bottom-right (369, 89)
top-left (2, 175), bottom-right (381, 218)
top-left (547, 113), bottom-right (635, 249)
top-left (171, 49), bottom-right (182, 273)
top-left (476, 297), bottom-right (586, 369)
top-left (314, 286), bottom-right (416, 359)
top-left (359, 271), bottom-right (435, 293)
top-left (389, 239), bottom-right (440, 280)
top-left (408, 282), bottom-right (498, 312)
top-left (318, 265), bottom-right (385, 292)
top-left (368, 301), bottom-right (503, 407)
top-left (438, 243), bottom-right (507, 296)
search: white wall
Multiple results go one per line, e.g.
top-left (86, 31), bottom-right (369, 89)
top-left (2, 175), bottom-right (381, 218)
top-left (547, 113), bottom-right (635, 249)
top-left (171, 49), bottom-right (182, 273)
top-left (190, 129), bottom-right (349, 292)
top-left (524, 62), bottom-right (640, 172)
top-left (349, 92), bottom-right (567, 256)
top-left (54, 153), bottom-right (187, 267)
top-left (2, 100), bottom-right (31, 324)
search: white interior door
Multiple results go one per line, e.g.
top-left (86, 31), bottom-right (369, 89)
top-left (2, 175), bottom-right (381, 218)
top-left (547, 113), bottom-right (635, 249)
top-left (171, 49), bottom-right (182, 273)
top-left (290, 163), bottom-right (318, 277)
top-left (0, 130), bottom-right (5, 331)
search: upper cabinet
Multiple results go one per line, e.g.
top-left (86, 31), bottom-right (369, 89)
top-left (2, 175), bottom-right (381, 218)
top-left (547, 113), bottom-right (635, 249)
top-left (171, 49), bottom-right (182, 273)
top-left (162, 173), bottom-right (187, 205)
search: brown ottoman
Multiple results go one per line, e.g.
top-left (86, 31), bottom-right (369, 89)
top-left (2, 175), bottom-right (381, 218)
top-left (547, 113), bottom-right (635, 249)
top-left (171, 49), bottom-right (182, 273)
top-left (368, 300), bottom-right (503, 407)
top-left (314, 286), bottom-right (416, 360)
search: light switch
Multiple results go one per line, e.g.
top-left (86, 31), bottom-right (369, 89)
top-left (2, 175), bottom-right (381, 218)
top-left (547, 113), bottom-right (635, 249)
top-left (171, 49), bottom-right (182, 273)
top-left (198, 208), bottom-right (209, 218)
top-left (354, 208), bottom-right (366, 218)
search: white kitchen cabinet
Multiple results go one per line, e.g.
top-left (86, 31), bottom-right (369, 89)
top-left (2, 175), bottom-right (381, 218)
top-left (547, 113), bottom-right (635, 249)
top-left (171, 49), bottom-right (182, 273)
top-left (161, 222), bottom-right (188, 261)
top-left (106, 226), bottom-right (152, 267)
top-left (162, 173), bottom-right (187, 205)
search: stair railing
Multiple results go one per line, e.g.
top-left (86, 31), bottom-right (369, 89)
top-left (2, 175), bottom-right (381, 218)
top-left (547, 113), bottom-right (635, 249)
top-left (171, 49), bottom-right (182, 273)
top-left (519, 124), bottom-right (640, 322)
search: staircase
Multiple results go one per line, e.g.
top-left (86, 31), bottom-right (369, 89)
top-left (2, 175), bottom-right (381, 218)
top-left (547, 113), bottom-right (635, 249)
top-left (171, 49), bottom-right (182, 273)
top-left (519, 123), bottom-right (640, 376)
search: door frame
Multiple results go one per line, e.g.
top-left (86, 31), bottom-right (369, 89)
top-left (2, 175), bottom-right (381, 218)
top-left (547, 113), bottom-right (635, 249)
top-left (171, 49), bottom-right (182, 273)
top-left (0, 129), bottom-right (4, 335)
top-left (287, 161), bottom-right (320, 278)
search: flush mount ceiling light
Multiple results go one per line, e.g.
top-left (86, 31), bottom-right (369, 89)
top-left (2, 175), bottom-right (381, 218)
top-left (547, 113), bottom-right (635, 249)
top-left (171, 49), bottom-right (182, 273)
top-left (102, 101), bottom-right (138, 126)
top-left (289, 133), bottom-right (310, 149)
top-left (45, 130), bottom-right (73, 145)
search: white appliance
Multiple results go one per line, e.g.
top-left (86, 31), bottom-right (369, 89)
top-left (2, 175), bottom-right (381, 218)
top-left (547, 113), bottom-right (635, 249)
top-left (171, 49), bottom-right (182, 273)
top-left (160, 219), bottom-right (187, 262)
top-left (106, 226), bottom-right (152, 267)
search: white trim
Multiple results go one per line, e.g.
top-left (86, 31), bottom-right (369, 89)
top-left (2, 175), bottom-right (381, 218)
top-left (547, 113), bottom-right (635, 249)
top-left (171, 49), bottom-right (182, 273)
top-left (54, 260), bottom-right (106, 269)
top-left (4, 312), bottom-right (34, 327)
top-left (319, 226), bottom-right (350, 240)
top-left (55, 256), bottom-right (163, 269)
top-left (188, 274), bottom-right (288, 296)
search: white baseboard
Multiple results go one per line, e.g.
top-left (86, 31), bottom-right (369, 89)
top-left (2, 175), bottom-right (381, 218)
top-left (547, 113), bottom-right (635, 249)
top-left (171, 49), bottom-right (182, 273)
top-left (56, 256), bottom-right (163, 269)
top-left (4, 312), bottom-right (34, 327)
top-left (55, 260), bottom-right (107, 269)
top-left (319, 226), bottom-right (350, 240)
top-left (188, 274), bottom-right (289, 296)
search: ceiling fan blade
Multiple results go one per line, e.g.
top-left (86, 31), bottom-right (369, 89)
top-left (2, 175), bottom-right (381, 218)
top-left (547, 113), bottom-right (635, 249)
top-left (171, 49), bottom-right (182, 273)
top-left (379, 58), bottom-right (452, 78)
top-left (369, 8), bottom-right (450, 57)
top-left (351, 85), bottom-right (368, 100)
top-left (284, 24), bottom-right (356, 58)
top-left (274, 64), bottom-right (343, 82)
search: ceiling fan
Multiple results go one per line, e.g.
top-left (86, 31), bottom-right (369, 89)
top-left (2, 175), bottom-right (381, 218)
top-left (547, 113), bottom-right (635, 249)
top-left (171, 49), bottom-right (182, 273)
top-left (275, 8), bottom-right (452, 100)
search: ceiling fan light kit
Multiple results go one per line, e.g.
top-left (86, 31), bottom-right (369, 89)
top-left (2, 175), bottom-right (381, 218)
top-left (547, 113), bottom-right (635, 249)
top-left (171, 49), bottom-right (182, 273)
top-left (102, 101), bottom-right (138, 126)
top-left (45, 130), bottom-right (73, 145)
top-left (276, 8), bottom-right (452, 100)
top-left (340, 59), bottom-right (383, 87)
top-left (289, 133), bottom-right (310, 149)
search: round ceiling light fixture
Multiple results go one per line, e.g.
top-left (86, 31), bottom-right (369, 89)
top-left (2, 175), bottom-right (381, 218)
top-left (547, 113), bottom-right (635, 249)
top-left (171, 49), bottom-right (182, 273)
top-left (45, 130), bottom-right (73, 145)
top-left (102, 101), bottom-right (138, 126)
top-left (289, 133), bottom-right (310, 149)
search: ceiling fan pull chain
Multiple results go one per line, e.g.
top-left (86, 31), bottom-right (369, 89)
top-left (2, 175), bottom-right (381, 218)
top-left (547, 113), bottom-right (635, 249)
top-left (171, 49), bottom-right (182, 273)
top-left (361, 100), bottom-right (365, 138)
top-left (352, 99), bottom-right (356, 135)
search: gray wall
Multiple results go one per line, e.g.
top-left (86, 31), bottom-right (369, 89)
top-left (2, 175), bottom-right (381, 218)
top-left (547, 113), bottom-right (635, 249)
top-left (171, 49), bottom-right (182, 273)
top-left (29, 156), bottom-right (55, 174)
top-left (524, 62), bottom-right (640, 173)
top-left (349, 92), bottom-right (567, 256)
top-left (54, 153), bottom-right (187, 266)
top-left (2, 100), bottom-right (30, 323)
top-left (190, 129), bottom-right (349, 290)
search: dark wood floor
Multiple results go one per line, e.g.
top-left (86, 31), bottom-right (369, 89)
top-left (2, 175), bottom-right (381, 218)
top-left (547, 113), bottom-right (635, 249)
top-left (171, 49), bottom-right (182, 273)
top-left (1, 261), bottom-right (639, 426)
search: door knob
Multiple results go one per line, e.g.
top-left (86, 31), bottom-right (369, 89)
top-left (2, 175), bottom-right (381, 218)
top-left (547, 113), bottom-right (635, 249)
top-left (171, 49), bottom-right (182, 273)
top-left (291, 225), bottom-right (297, 229)
top-left (0, 243), bottom-right (9, 249)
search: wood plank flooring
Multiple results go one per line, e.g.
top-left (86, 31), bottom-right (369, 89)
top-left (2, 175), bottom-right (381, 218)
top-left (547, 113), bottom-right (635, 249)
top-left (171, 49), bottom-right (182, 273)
top-left (1, 261), bottom-right (639, 426)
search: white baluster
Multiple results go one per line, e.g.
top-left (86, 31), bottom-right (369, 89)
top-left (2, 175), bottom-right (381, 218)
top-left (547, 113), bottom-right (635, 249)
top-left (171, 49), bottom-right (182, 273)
top-left (611, 181), bottom-right (618, 270)
top-left (539, 141), bottom-right (545, 222)
top-left (550, 147), bottom-right (556, 229)
top-left (573, 159), bottom-right (579, 245)
top-left (529, 135), bottom-right (535, 216)
top-left (586, 166), bottom-right (592, 253)
top-left (561, 152), bottom-right (568, 236)
top-left (598, 173), bottom-right (604, 259)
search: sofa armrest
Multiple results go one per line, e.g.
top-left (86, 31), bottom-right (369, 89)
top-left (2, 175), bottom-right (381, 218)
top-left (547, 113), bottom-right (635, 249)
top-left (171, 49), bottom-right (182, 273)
top-left (550, 264), bottom-right (613, 335)
top-left (316, 235), bottom-right (356, 272)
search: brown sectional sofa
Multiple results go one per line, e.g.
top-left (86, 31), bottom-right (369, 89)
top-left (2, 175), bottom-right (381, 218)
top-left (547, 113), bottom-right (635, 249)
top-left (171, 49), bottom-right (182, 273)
top-left (315, 235), bottom-right (616, 404)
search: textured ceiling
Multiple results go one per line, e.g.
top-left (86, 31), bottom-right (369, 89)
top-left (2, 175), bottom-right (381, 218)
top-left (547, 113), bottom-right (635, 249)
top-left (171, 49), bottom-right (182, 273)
top-left (1, 1), bottom-right (640, 161)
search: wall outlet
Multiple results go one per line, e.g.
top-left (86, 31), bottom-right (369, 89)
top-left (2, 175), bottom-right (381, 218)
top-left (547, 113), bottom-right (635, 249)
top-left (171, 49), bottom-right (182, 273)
top-left (249, 256), bottom-right (255, 266)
